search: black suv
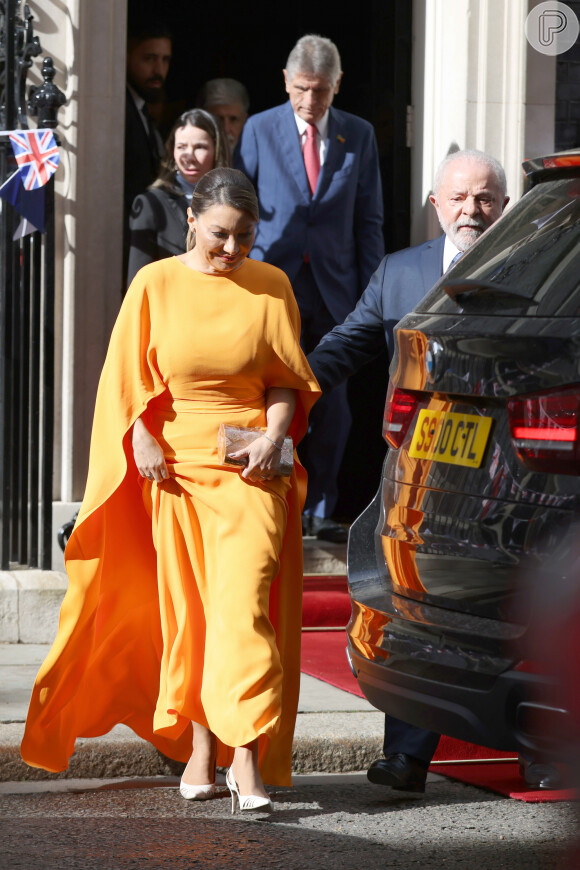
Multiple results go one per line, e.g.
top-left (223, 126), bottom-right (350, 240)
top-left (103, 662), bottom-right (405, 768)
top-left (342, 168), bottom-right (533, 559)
top-left (346, 153), bottom-right (580, 757)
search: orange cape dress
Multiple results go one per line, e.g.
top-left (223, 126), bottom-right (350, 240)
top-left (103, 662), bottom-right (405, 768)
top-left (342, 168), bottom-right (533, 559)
top-left (21, 257), bottom-right (320, 786)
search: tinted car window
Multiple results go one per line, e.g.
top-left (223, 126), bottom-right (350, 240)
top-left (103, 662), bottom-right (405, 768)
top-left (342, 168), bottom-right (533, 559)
top-left (417, 177), bottom-right (580, 317)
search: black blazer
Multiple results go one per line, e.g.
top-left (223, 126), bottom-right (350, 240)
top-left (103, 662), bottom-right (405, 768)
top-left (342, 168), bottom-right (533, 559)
top-left (124, 90), bottom-right (160, 223)
top-left (127, 186), bottom-right (189, 285)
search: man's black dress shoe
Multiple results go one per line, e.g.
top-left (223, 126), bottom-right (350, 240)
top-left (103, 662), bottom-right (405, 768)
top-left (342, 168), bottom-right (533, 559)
top-left (367, 753), bottom-right (429, 793)
top-left (519, 757), bottom-right (563, 790)
top-left (309, 516), bottom-right (348, 544)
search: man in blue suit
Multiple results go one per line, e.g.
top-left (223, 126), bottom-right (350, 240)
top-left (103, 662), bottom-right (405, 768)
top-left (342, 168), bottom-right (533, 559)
top-left (308, 149), bottom-right (510, 792)
top-left (236, 34), bottom-right (384, 542)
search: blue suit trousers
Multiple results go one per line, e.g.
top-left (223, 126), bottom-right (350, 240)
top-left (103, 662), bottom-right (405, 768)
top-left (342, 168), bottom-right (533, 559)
top-left (384, 715), bottom-right (441, 766)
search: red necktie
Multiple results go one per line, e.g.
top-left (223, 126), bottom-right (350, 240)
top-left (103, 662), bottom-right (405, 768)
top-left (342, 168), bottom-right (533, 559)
top-left (303, 123), bottom-right (320, 196)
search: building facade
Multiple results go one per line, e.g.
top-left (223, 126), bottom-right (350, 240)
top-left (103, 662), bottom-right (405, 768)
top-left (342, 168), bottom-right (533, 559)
top-left (28, 0), bottom-right (563, 566)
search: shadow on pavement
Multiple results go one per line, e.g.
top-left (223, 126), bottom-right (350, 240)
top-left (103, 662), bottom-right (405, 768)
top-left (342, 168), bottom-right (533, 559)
top-left (0, 778), bottom-right (577, 869)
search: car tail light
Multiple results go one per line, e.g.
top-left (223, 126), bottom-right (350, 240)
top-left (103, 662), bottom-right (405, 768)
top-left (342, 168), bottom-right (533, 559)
top-left (542, 155), bottom-right (580, 169)
top-left (383, 384), bottom-right (421, 448)
top-left (507, 384), bottom-right (580, 474)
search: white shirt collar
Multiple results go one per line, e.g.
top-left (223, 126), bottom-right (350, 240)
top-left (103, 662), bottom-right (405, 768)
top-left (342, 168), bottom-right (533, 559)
top-left (443, 235), bottom-right (462, 273)
top-left (127, 83), bottom-right (146, 114)
top-left (293, 110), bottom-right (330, 142)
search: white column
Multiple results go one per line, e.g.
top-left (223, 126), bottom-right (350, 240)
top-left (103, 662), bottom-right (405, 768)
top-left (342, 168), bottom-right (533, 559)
top-left (524, 0), bottom-right (557, 160)
top-left (30, 0), bottom-right (127, 502)
top-left (411, 0), bottom-right (533, 244)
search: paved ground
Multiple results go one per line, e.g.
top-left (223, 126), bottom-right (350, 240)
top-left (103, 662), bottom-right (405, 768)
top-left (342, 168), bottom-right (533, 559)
top-left (0, 773), bottom-right (577, 869)
top-left (0, 642), bottom-right (386, 780)
top-left (1, 643), bottom-right (578, 868)
top-left (0, 642), bottom-right (374, 721)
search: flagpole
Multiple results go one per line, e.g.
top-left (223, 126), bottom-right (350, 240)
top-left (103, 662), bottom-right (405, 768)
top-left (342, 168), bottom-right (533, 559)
top-left (41, 174), bottom-right (55, 569)
top-left (0, 0), bottom-right (17, 567)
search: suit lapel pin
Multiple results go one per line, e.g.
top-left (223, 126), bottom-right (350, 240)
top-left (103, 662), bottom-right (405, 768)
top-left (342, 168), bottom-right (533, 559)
top-left (336, 134), bottom-right (345, 143)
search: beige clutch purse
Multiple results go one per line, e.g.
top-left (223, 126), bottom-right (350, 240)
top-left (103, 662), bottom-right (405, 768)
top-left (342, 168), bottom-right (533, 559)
top-left (217, 424), bottom-right (294, 476)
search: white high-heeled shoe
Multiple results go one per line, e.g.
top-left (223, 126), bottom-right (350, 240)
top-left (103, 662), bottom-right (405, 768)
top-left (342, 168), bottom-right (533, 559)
top-left (179, 776), bottom-right (216, 801)
top-left (226, 767), bottom-right (273, 813)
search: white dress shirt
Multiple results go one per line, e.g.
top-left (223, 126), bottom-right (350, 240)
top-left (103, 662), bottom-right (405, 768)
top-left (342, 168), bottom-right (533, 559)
top-left (443, 235), bottom-right (462, 273)
top-left (293, 111), bottom-right (330, 166)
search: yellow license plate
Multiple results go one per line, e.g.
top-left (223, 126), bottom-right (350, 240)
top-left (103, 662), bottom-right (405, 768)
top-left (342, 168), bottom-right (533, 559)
top-left (408, 409), bottom-right (493, 468)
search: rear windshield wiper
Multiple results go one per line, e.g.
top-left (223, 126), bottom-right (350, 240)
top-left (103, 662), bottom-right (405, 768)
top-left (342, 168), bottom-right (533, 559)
top-left (442, 278), bottom-right (531, 304)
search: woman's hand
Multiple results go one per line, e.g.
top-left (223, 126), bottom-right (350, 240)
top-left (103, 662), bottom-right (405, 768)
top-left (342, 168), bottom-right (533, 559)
top-left (231, 435), bottom-right (282, 482)
top-left (230, 388), bottom-right (297, 483)
top-left (132, 417), bottom-right (169, 483)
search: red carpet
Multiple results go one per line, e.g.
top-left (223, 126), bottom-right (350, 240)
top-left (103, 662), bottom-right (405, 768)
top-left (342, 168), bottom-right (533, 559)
top-left (302, 575), bottom-right (352, 628)
top-left (432, 761), bottom-right (578, 802)
top-left (301, 629), bottom-right (359, 691)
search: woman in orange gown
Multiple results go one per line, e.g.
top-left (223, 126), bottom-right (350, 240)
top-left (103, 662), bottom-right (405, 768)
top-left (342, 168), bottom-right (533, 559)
top-left (21, 168), bottom-right (320, 811)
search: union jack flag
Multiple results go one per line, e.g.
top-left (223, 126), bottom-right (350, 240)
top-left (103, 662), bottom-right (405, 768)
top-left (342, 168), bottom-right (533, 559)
top-left (8, 130), bottom-right (59, 191)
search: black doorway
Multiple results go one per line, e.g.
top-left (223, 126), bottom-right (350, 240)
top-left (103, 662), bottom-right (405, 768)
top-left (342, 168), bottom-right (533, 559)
top-left (127, 0), bottom-right (412, 520)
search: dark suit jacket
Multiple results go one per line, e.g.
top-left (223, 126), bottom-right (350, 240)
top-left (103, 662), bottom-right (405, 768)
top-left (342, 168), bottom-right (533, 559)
top-left (235, 101), bottom-right (384, 323)
top-left (124, 89), bottom-right (160, 224)
top-left (308, 235), bottom-right (445, 391)
top-left (127, 186), bottom-right (188, 285)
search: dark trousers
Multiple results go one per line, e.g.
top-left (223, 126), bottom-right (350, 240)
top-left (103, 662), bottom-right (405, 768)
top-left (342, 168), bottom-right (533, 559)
top-left (293, 263), bottom-right (351, 518)
top-left (383, 714), bottom-right (441, 766)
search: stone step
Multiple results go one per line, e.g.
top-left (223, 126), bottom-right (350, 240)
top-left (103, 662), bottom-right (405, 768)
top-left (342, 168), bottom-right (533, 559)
top-left (0, 714), bottom-right (383, 782)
